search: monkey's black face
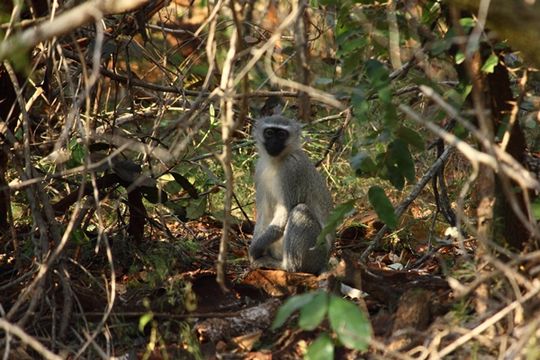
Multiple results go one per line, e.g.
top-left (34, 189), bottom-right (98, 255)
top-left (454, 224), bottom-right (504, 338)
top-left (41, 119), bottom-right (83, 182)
top-left (263, 127), bottom-right (289, 157)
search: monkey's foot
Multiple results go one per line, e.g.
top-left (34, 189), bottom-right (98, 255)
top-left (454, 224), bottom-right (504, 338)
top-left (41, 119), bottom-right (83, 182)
top-left (251, 256), bottom-right (284, 270)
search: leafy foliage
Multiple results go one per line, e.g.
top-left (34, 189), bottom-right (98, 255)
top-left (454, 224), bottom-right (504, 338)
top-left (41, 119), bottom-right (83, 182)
top-left (317, 200), bottom-right (355, 245)
top-left (328, 296), bottom-right (371, 351)
top-left (368, 186), bottom-right (397, 229)
top-left (305, 334), bottom-right (334, 360)
top-left (273, 291), bottom-right (372, 357)
top-left (272, 292), bottom-right (317, 330)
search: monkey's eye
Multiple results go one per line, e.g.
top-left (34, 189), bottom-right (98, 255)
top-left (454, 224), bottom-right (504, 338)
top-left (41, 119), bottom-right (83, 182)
top-left (276, 129), bottom-right (288, 139)
top-left (263, 128), bottom-right (275, 138)
top-left (264, 128), bottom-right (288, 140)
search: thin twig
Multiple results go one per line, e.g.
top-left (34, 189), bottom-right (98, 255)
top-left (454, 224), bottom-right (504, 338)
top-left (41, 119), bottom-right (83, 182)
top-left (361, 145), bottom-right (454, 261)
top-left (215, 20), bottom-right (239, 292)
top-left (402, 94), bottom-right (540, 239)
top-left (400, 103), bottom-right (539, 191)
top-left (0, 0), bottom-right (152, 61)
top-left (434, 281), bottom-right (540, 358)
top-left (315, 108), bottom-right (352, 167)
top-left (0, 319), bottom-right (63, 360)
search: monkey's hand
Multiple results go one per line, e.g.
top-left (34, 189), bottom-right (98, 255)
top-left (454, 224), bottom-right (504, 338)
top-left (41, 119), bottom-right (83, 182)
top-left (249, 225), bottom-right (283, 260)
top-left (248, 240), bottom-right (265, 260)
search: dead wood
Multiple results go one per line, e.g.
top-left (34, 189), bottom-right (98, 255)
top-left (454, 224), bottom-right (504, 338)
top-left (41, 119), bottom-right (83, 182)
top-left (194, 298), bottom-right (281, 343)
top-left (52, 172), bottom-right (149, 243)
top-left (242, 269), bottom-right (320, 297)
top-left (388, 288), bottom-right (432, 352)
top-left (361, 267), bottom-right (449, 308)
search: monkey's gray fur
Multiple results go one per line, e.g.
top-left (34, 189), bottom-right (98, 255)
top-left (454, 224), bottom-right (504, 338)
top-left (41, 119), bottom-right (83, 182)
top-left (249, 115), bottom-right (334, 274)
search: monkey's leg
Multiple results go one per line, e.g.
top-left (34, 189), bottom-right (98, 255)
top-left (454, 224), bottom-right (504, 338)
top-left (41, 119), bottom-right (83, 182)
top-left (282, 204), bottom-right (328, 274)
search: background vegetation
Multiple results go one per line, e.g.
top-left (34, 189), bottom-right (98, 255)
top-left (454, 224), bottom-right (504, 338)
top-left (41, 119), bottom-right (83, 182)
top-left (1, 0), bottom-right (540, 358)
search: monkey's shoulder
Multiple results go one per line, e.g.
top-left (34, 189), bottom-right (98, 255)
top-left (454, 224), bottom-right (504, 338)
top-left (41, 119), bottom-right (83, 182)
top-left (281, 150), bottom-right (314, 169)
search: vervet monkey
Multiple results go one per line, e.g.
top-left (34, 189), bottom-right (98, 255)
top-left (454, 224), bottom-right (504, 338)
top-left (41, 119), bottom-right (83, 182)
top-left (249, 115), bottom-right (334, 274)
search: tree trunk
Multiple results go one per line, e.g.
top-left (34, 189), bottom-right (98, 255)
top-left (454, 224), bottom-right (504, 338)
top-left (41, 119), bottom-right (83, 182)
top-left (454, 0), bottom-right (540, 67)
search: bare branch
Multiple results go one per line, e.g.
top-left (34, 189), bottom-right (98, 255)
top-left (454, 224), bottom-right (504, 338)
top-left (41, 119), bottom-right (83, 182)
top-left (436, 280), bottom-right (540, 358)
top-left (216, 10), bottom-right (240, 293)
top-left (361, 145), bottom-right (454, 261)
top-left (0, 0), bottom-right (152, 62)
top-left (399, 103), bottom-right (540, 191)
top-left (0, 319), bottom-right (63, 360)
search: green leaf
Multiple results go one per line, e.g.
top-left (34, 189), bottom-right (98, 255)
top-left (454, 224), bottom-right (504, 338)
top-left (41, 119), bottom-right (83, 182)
top-left (340, 37), bottom-right (367, 53)
top-left (389, 139), bottom-right (416, 182)
top-left (368, 186), bottom-right (397, 229)
top-left (141, 186), bottom-right (168, 204)
top-left (272, 292), bottom-right (316, 330)
top-left (378, 87), bottom-right (393, 104)
top-left (459, 17), bottom-right (475, 28)
top-left (138, 312), bottom-right (153, 332)
top-left (186, 196), bottom-right (207, 219)
top-left (533, 199), bottom-right (540, 219)
top-left (430, 40), bottom-right (448, 56)
top-left (164, 201), bottom-right (187, 220)
top-left (351, 86), bottom-right (369, 120)
top-left (7, 44), bottom-right (31, 73)
top-left (299, 292), bottom-right (328, 330)
top-left (341, 49), bottom-right (363, 76)
top-left (430, 35), bottom-right (452, 56)
top-left (444, 88), bottom-right (465, 108)
top-left (421, 1), bottom-right (441, 24)
top-left (317, 200), bottom-right (355, 246)
top-left (192, 64), bottom-right (209, 77)
top-left (365, 59), bottom-right (390, 90)
top-left (350, 151), bottom-right (377, 176)
top-left (68, 138), bottom-right (86, 167)
top-left (305, 334), bottom-right (334, 360)
top-left (481, 53), bottom-right (499, 73)
top-left (328, 295), bottom-right (371, 351)
top-left (162, 178), bottom-right (183, 194)
top-left (455, 51), bottom-right (465, 65)
top-left (170, 172), bottom-right (199, 198)
top-left (152, 256), bottom-right (169, 279)
top-left (385, 163), bottom-right (405, 190)
top-left (383, 103), bottom-right (398, 128)
top-left (396, 126), bottom-right (425, 150)
top-left (458, 83), bottom-right (473, 101)
top-left (71, 228), bottom-right (89, 245)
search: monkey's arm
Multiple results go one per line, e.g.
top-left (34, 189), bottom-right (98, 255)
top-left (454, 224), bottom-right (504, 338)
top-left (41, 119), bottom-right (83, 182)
top-left (249, 204), bottom-right (288, 259)
top-left (249, 225), bottom-right (283, 259)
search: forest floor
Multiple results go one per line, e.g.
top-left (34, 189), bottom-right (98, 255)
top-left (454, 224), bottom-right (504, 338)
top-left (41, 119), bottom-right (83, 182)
top-left (2, 208), bottom-right (476, 359)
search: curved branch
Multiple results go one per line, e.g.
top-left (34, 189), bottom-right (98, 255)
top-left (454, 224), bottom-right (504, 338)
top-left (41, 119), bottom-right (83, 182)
top-left (0, 319), bottom-right (63, 360)
top-left (0, 0), bottom-right (152, 61)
